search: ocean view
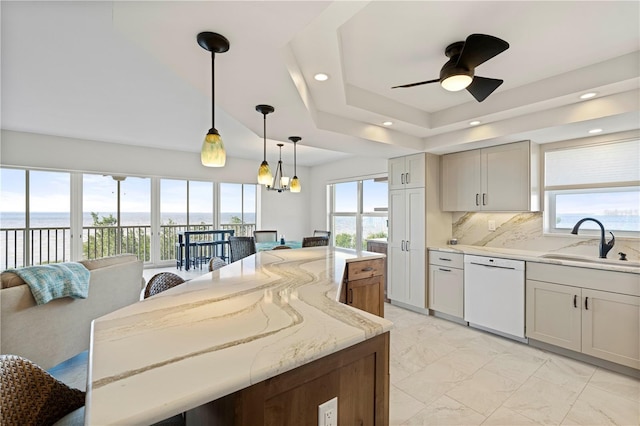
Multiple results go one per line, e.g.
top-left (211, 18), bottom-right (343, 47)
top-left (0, 212), bottom-right (256, 228)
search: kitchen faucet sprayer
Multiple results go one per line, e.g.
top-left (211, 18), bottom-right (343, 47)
top-left (570, 217), bottom-right (615, 259)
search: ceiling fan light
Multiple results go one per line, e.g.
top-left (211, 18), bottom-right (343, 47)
top-left (201, 130), bottom-right (226, 167)
top-left (441, 74), bottom-right (473, 92)
top-left (258, 161), bottom-right (273, 185)
top-left (290, 176), bottom-right (301, 193)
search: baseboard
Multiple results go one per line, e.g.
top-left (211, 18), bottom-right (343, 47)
top-left (529, 339), bottom-right (640, 379)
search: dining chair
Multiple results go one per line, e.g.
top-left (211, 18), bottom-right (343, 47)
top-left (229, 236), bottom-right (257, 263)
top-left (208, 256), bottom-right (227, 272)
top-left (253, 230), bottom-right (278, 242)
top-left (302, 236), bottom-right (330, 247)
top-left (143, 272), bottom-right (186, 299)
top-left (313, 230), bottom-right (331, 238)
top-left (0, 354), bottom-right (86, 426)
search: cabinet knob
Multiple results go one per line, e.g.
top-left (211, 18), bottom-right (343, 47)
top-left (406, 172), bottom-right (410, 184)
top-left (585, 297), bottom-right (589, 310)
top-left (361, 266), bottom-right (374, 272)
top-left (348, 288), bottom-right (353, 304)
top-left (573, 294), bottom-right (577, 308)
top-left (438, 268), bottom-right (451, 272)
top-left (476, 194), bottom-right (480, 206)
top-left (401, 173), bottom-right (405, 184)
top-left (438, 257), bottom-right (452, 262)
top-left (482, 193), bottom-right (487, 206)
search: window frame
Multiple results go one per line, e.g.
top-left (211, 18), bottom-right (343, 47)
top-left (543, 136), bottom-right (640, 238)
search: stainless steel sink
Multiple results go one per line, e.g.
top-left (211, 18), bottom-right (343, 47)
top-left (540, 253), bottom-right (640, 267)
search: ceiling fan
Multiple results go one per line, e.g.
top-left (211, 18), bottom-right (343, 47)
top-left (392, 34), bottom-right (509, 102)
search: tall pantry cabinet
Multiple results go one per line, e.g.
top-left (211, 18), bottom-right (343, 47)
top-left (388, 153), bottom-right (451, 311)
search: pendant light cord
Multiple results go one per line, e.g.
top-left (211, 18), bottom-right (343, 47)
top-left (294, 142), bottom-right (297, 175)
top-left (211, 53), bottom-right (215, 128)
top-left (263, 114), bottom-right (267, 161)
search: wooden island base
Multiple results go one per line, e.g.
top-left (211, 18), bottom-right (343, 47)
top-left (186, 332), bottom-right (390, 425)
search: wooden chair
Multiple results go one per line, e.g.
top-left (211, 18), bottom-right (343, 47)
top-left (208, 257), bottom-right (227, 272)
top-left (313, 230), bottom-right (331, 239)
top-left (229, 236), bottom-right (257, 263)
top-left (302, 236), bottom-right (329, 247)
top-left (143, 272), bottom-right (186, 299)
top-left (0, 354), bottom-right (86, 426)
top-left (253, 230), bottom-right (278, 242)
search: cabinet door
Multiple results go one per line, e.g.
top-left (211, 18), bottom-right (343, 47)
top-left (441, 150), bottom-right (481, 211)
top-left (406, 188), bottom-right (425, 250)
top-left (347, 276), bottom-right (382, 317)
top-left (525, 280), bottom-right (581, 352)
top-left (582, 289), bottom-right (640, 369)
top-left (407, 248), bottom-right (426, 309)
top-left (482, 142), bottom-right (530, 211)
top-left (404, 153), bottom-right (425, 189)
top-left (429, 265), bottom-right (463, 317)
top-left (387, 190), bottom-right (407, 304)
top-left (388, 157), bottom-right (406, 190)
top-left (387, 245), bottom-right (407, 303)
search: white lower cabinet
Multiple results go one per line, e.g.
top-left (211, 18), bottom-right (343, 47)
top-left (526, 263), bottom-right (640, 370)
top-left (428, 250), bottom-right (463, 318)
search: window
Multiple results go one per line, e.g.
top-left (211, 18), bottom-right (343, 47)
top-left (544, 139), bottom-right (640, 236)
top-left (329, 177), bottom-right (388, 250)
top-left (219, 183), bottom-right (257, 236)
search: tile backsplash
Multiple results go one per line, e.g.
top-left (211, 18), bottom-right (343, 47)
top-left (452, 212), bottom-right (640, 261)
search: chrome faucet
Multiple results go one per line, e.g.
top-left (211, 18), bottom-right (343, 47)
top-left (571, 217), bottom-right (615, 259)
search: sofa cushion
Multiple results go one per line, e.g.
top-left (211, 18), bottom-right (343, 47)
top-left (79, 254), bottom-right (138, 271)
top-left (1, 271), bottom-right (25, 289)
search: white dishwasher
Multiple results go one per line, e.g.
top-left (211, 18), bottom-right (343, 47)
top-left (464, 255), bottom-right (526, 341)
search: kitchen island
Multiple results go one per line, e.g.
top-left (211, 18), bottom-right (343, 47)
top-left (86, 247), bottom-right (391, 425)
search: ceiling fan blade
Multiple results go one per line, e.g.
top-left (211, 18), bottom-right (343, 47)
top-left (457, 34), bottom-right (509, 69)
top-left (391, 78), bottom-right (439, 89)
top-left (466, 76), bottom-right (503, 102)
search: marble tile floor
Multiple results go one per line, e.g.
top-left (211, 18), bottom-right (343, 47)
top-left (385, 303), bottom-right (640, 426)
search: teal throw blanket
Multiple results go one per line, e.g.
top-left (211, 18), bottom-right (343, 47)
top-left (8, 262), bottom-right (90, 305)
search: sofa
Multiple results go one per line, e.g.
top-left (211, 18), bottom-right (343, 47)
top-left (1, 254), bottom-right (144, 370)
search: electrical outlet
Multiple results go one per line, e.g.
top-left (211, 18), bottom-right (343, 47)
top-left (318, 397), bottom-right (337, 426)
top-left (488, 220), bottom-right (496, 231)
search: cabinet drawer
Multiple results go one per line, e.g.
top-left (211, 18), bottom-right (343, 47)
top-left (347, 259), bottom-right (384, 281)
top-left (429, 251), bottom-right (463, 269)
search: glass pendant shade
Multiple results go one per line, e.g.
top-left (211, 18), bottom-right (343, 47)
top-left (290, 176), bottom-right (301, 192)
top-left (280, 176), bottom-right (290, 188)
top-left (258, 161), bottom-right (272, 185)
top-left (201, 130), bottom-right (226, 167)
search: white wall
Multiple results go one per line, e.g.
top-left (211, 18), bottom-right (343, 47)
top-left (0, 130), bottom-right (309, 239)
top-left (307, 156), bottom-right (389, 232)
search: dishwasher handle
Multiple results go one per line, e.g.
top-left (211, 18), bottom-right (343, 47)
top-left (469, 261), bottom-right (516, 270)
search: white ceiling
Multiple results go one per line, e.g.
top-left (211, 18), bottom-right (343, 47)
top-left (2, 1), bottom-right (639, 167)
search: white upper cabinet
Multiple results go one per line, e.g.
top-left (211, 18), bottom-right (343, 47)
top-left (389, 153), bottom-right (425, 190)
top-left (441, 141), bottom-right (540, 212)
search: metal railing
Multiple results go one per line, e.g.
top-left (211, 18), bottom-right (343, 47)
top-left (1, 222), bottom-right (256, 269)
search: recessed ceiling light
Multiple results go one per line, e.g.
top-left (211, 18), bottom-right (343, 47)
top-left (382, 121), bottom-right (393, 126)
top-left (314, 73), bottom-right (329, 81)
top-left (580, 92), bottom-right (597, 99)
top-left (588, 128), bottom-right (603, 134)
top-left (469, 120), bottom-right (481, 126)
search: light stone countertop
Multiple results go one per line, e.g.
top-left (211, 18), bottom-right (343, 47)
top-left (86, 247), bottom-right (391, 425)
top-left (429, 244), bottom-right (640, 274)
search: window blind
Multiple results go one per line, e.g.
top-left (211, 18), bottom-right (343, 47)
top-left (545, 140), bottom-right (640, 187)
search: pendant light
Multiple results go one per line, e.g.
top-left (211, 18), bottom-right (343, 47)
top-left (289, 136), bottom-right (301, 193)
top-left (256, 104), bottom-right (274, 185)
top-left (267, 143), bottom-right (290, 192)
top-left (197, 32), bottom-right (229, 167)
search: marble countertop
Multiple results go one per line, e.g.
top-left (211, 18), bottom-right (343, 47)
top-left (428, 245), bottom-right (640, 274)
top-left (86, 247), bottom-right (392, 425)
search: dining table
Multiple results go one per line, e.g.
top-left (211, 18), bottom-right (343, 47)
top-left (256, 240), bottom-right (302, 251)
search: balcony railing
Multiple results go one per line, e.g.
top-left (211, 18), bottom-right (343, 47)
top-left (1, 222), bottom-right (255, 269)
